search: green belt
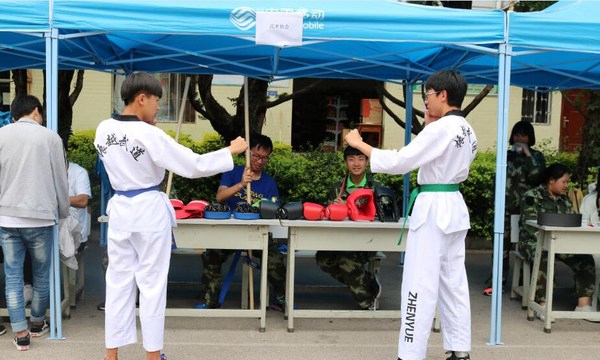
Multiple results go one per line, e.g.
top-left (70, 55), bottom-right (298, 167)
top-left (399, 184), bottom-right (460, 245)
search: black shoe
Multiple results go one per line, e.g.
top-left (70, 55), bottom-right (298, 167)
top-left (0, 324), bottom-right (6, 336)
top-left (13, 332), bottom-right (30, 351)
top-left (97, 302), bottom-right (105, 311)
top-left (445, 351), bottom-right (470, 360)
top-left (30, 320), bottom-right (49, 338)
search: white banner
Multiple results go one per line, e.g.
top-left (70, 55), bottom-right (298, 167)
top-left (255, 12), bottom-right (303, 47)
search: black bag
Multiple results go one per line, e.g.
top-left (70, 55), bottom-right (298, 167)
top-left (374, 187), bottom-right (399, 222)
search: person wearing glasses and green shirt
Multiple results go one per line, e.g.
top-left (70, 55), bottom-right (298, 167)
top-left (197, 133), bottom-right (287, 312)
top-left (346, 70), bottom-right (476, 360)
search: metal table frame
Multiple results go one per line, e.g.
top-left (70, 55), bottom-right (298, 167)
top-left (168, 218), bottom-right (279, 332)
top-left (280, 219), bottom-right (409, 332)
top-left (525, 220), bottom-right (600, 333)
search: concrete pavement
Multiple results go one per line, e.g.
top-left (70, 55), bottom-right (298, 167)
top-left (1, 235), bottom-right (599, 360)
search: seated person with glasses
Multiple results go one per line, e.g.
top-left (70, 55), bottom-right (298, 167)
top-left (196, 134), bottom-right (287, 311)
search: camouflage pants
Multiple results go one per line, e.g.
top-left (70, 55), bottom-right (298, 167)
top-left (520, 239), bottom-right (596, 302)
top-left (315, 251), bottom-right (377, 310)
top-left (201, 238), bottom-right (286, 306)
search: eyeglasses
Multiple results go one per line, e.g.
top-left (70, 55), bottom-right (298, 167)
top-left (422, 91), bottom-right (441, 101)
top-left (250, 152), bottom-right (270, 163)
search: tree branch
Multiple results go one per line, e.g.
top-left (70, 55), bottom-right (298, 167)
top-left (264, 79), bottom-right (325, 109)
top-left (69, 70), bottom-right (85, 106)
top-left (463, 84), bottom-right (493, 117)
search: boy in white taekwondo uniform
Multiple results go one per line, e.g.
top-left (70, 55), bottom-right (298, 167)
top-left (94, 72), bottom-right (247, 360)
top-left (346, 70), bottom-right (476, 360)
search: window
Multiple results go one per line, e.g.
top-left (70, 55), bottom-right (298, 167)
top-left (112, 73), bottom-right (196, 123)
top-left (521, 88), bottom-right (550, 124)
top-left (0, 71), bottom-right (10, 112)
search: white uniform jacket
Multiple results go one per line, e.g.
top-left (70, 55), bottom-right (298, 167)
top-left (370, 114), bottom-right (477, 234)
top-left (94, 118), bottom-right (234, 232)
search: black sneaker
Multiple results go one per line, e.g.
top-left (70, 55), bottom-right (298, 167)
top-left (13, 332), bottom-right (30, 351)
top-left (30, 320), bottom-right (49, 338)
top-left (0, 324), bottom-right (6, 336)
top-left (445, 351), bottom-right (470, 360)
top-left (97, 302), bottom-right (105, 311)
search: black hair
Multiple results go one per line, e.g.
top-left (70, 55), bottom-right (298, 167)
top-left (250, 133), bottom-right (273, 153)
top-left (11, 95), bottom-right (43, 121)
top-left (543, 163), bottom-right (570, 184)
top-left (424, 70), bottom-right (468, 108)
top-left (343, 145), bottom-right (367, 159)
top-left (509, 120), bottom-right (536, 146)
top-left (121, 72), bottom-right (163, 105)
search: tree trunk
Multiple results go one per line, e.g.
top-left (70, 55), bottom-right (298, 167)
top-left (12, 69), bottom-right (83, 148)
top-left (575, 90), bottom-right (600, 185)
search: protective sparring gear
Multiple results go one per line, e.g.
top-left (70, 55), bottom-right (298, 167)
top-left (374, 187), bottom-right (399, 222)
top-left (184, 200), bottom-right (209, 218)
top-left (325, 203), bottom-right (348, 221)
top-left (279, 202), bottom-right (303, 220)
top-left (303, 202), bottom-right (325, 221)
top-left (259, 200), bottom-right (279, 219)
top-left (346, 188), bottom-right (376, 221)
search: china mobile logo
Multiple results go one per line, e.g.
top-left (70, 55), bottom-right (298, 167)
top-left (230, 7), bottom-right (256, 31)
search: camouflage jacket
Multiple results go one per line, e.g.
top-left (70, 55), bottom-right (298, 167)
top-left (506, 148), bottom-right (546, 213)
top-left (519, 184), bottom-right (574, 248)
top-left (327, 173), bottom-right (384, 204)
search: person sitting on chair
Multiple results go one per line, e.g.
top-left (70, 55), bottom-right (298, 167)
top-left (315, 145), bottom-right (383, 310)
top-left (519, 163), bottom-right (596, 318)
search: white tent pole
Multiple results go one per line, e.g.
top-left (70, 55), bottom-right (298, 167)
top-left (165, 76), bottom-right (191, 198)
top-left (488, 42), bottom-right (512, 346)
top-left (244, 76), bottom-right (254, 310)
top-left (399, 81), bottom-right (415, 267)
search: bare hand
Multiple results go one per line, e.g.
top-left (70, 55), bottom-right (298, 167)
top-left (345, 129), bottom-right (363, 147)
top-left (424, 109), bottom-right (440, 126)
top-left (332, 197), bottom-right (345, 205)
top-left (240, 167), bottom-right (253, 187)
top-left (228, 136), bottom-right (248, 155)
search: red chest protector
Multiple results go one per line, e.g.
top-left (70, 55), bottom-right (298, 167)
top-left (346, 188), bottom-right (376, 221)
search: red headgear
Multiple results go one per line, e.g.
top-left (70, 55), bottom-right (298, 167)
top-left (346, 188), bottom-right (376, 221)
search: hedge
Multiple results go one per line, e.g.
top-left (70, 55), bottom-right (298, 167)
top-left (69, 131), bottom-right (581, 242)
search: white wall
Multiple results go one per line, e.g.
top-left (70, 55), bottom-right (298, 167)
top-left (381, 82), bottom-right (561, 151)
top-left (28, 70), bottom-right (561, 151)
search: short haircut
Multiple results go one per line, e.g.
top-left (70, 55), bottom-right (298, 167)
top-left (11, 95), bottom-right (43, 121)
top-left (250, 133), bottom-right (273, 153)
top-left (121, 72), bottom-right (163, 105)
top-left (424, 70), bottom-right (468, 108)
top-left (343, 145), bottom-right (367, 159)
top-left (543, 163), bottom-right (570, 184)
top-left (509, 120), bottom-right (536, 146)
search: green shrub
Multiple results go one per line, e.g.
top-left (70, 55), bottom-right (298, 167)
top-left (67, 131), bottom-right (591, 243)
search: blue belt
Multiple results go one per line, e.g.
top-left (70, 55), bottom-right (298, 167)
top-left (114, 185), bottom-right (160, 198)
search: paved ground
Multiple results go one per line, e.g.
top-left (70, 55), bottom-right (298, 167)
top-left (1, 229), bottom-right (599, 360)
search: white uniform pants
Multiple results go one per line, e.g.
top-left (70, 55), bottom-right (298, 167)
top-left (397, 223), bottom-right (471, 360)
top-left (105, 226), bottom-right (172, 352)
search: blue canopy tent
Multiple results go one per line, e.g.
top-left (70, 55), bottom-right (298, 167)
top-left (1, 0), bottom-right (599, 346)
top-left (0, 0), bottom-right (68, 341)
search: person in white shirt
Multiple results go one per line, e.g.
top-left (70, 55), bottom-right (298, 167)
top-left (346, 70), bottom-right (476, 360)
top-left (67, 160), bottom-right (92, 248)
top-left (94, 72), bottom-right (247, 360)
